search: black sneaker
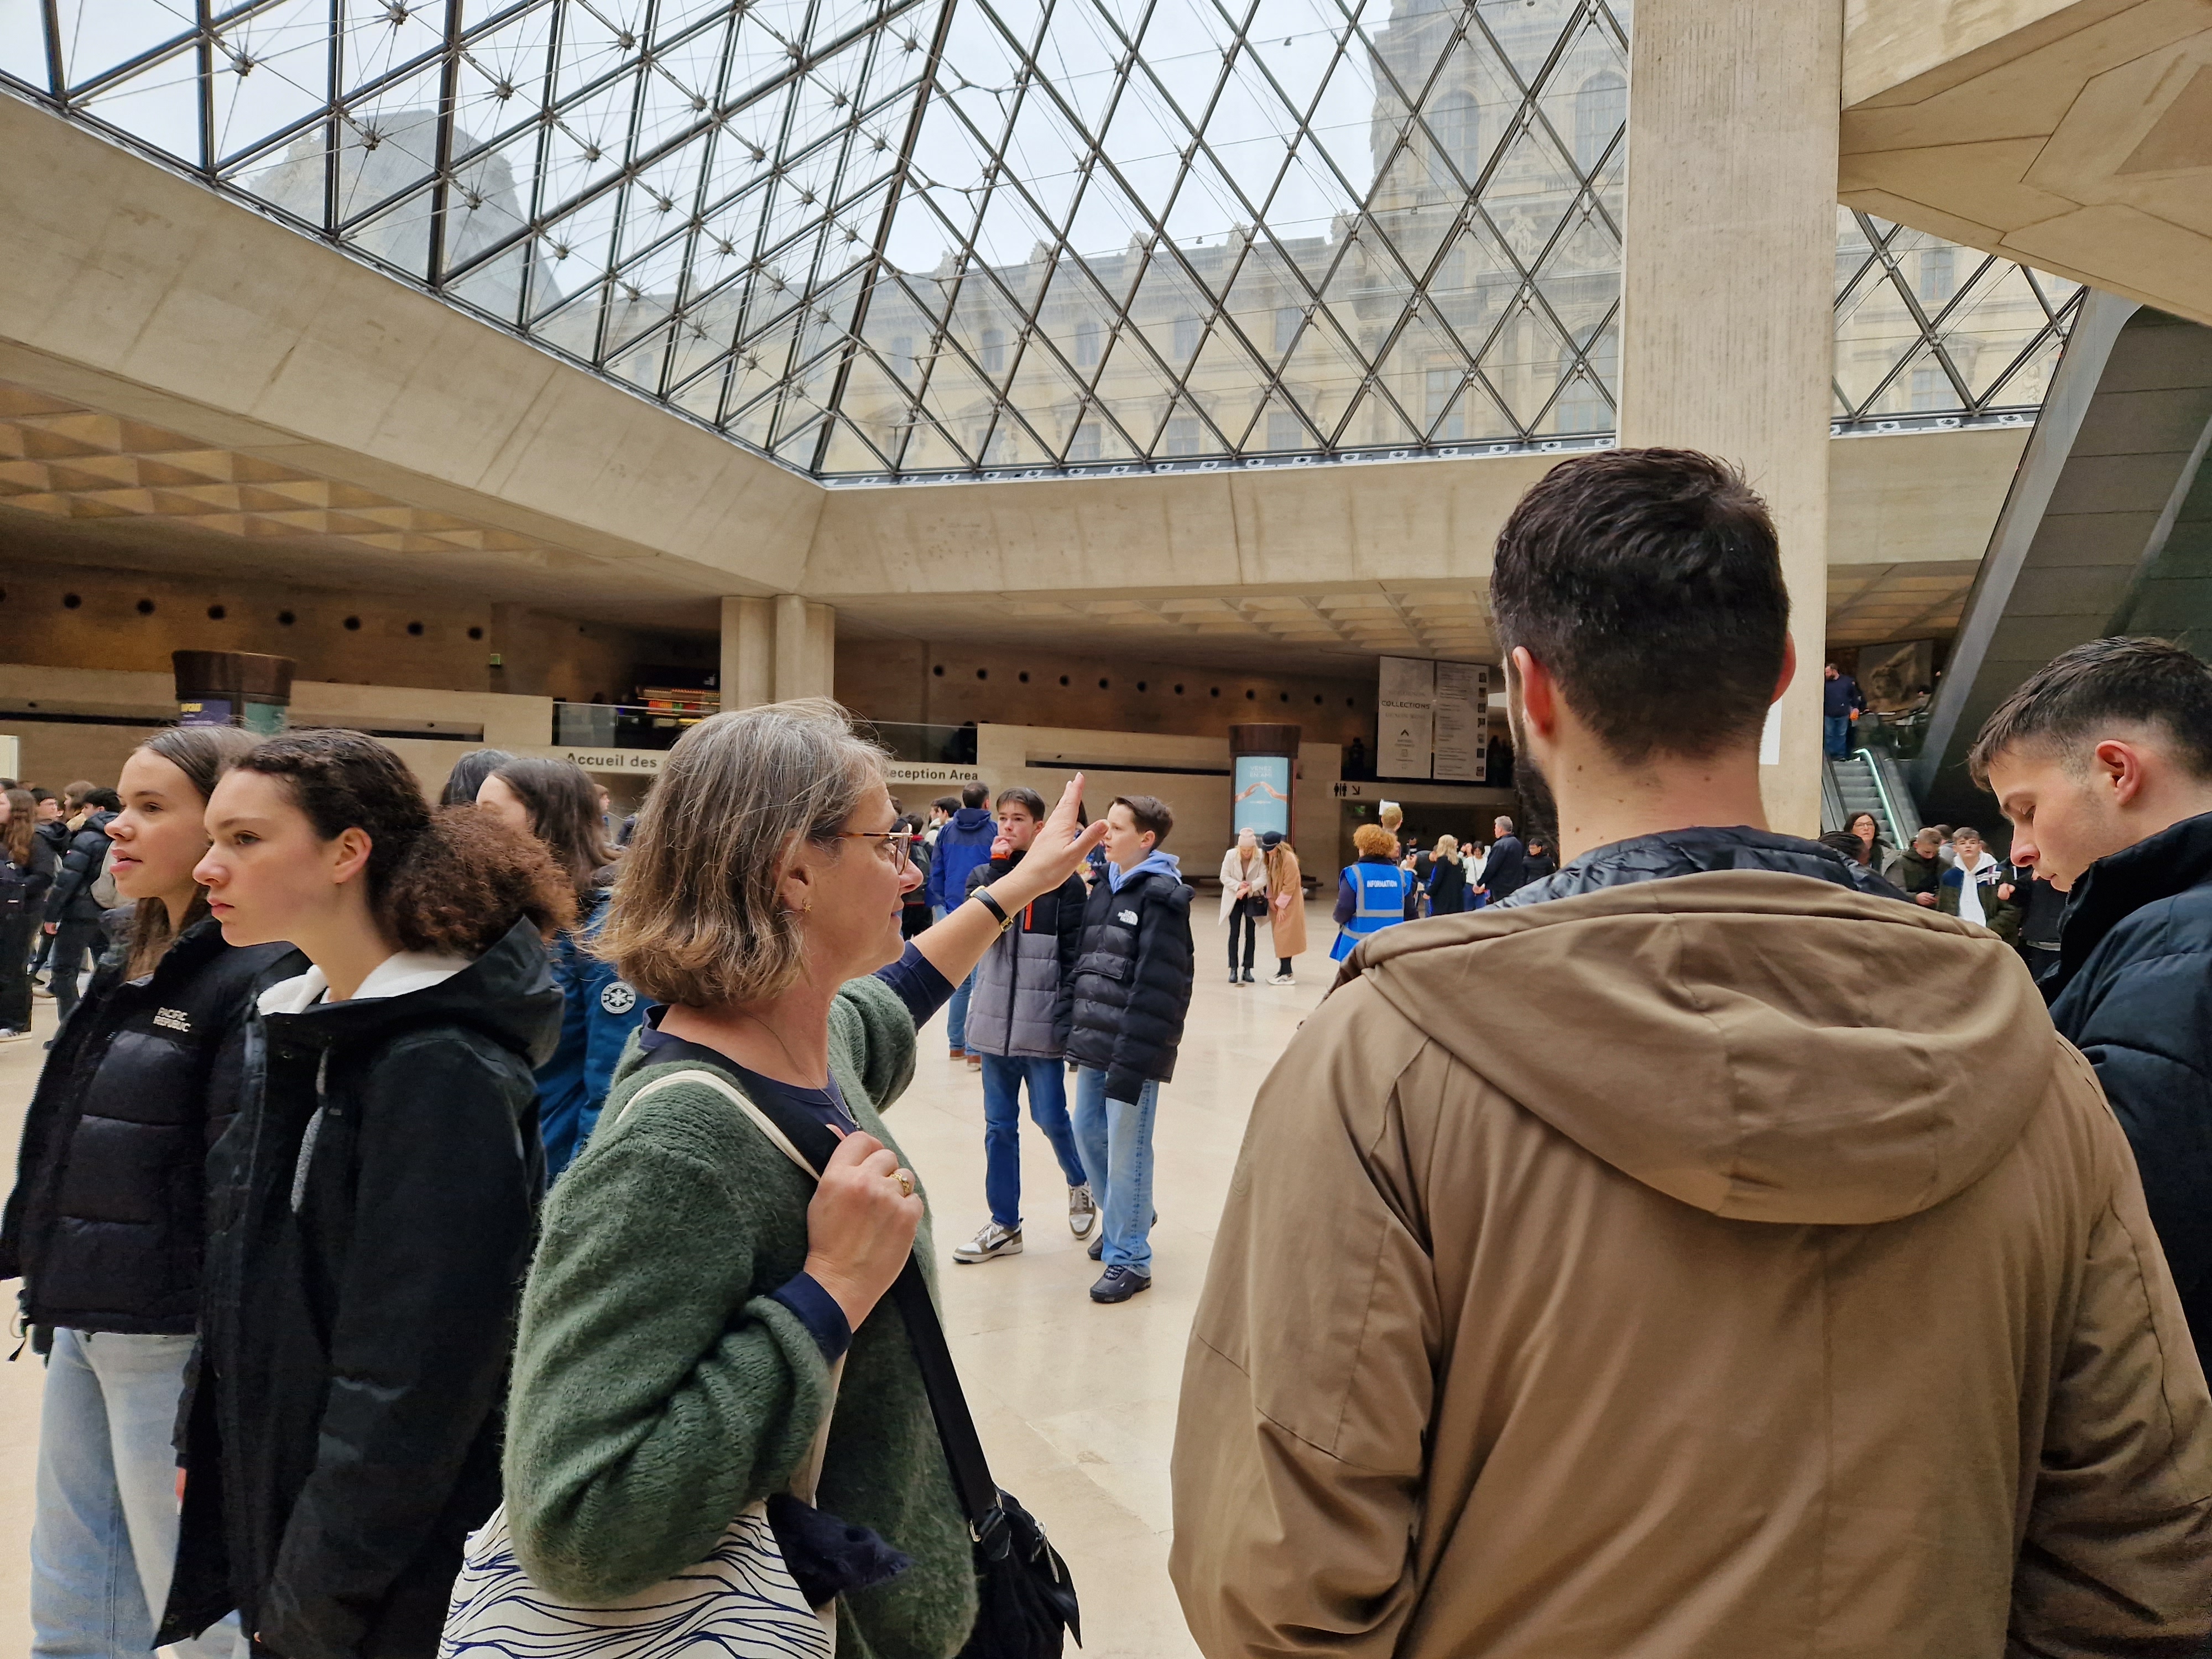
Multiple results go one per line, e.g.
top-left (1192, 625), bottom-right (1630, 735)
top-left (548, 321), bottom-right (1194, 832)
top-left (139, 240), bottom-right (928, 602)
top-left (1088, 1231), bottom-right (1104, 1261)
top-left (1089, 1266), bottom-right (1151, 1304)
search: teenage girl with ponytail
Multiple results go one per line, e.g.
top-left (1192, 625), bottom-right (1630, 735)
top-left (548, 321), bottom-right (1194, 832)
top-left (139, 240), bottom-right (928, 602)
top-left (2, 724), bottom-right (303, 1659)
top-left (159, 728), bottom-right (572, 1659)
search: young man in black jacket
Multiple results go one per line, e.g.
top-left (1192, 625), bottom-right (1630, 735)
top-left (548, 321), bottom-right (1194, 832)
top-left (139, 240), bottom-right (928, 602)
top-left (1060, 794), bottom-right (1194, 1303)
top-left (1974, 635), bottom-right (2212, 1379)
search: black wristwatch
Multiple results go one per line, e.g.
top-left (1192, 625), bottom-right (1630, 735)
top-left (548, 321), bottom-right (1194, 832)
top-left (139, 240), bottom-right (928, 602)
top-left (973, 888), bottom-right (1017, 932)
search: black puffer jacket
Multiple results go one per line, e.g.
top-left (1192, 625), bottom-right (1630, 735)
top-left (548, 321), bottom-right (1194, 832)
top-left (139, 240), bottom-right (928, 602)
top-left (1060, 864), bottom-right (1195, 1103)
top-left (1, 918), bottom-right (302, 1333)
top-left (1499, 825), bottom-right (1899, 909)
top-left (161, 919), bottom-right (562, 1659)
top-left (44, 810), bottom-right (116, 926)
top-left (2042, 810), bottom-right (2212, 1376)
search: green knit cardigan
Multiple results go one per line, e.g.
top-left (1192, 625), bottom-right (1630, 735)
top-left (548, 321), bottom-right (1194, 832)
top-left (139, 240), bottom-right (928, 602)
top-left (502, 975), bottom-right (978, 1659)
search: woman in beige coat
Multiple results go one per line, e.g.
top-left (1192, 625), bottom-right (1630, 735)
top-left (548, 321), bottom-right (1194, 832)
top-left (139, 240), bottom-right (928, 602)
top-left (1260, 831), bottom-right (1306, 984)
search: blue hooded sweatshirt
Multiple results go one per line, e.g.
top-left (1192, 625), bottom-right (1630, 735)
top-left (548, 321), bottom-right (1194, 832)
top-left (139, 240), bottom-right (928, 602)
top-left (927, 806), bottom-right (998, 911)
top-left (1108, 849), bottom-right (1182, 892)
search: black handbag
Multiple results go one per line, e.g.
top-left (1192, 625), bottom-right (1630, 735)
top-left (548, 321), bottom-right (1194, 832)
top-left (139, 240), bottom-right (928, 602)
top-left (729, 1083), bottom-right (1082, 1659)
top-left (889, 1258), bottom-right (1082, 1659)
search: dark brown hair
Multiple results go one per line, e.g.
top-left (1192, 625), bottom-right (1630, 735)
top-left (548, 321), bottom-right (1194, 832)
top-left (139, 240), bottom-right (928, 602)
top-left (1492, 447), bottom-right (1788, 765)
top-left (489, 757), bottom-right (617, 912)
top-left (238, 728), bottom-right (572, 954)
top-left (3, 788), bottom-right (34, 870)
top-left (1968, 636), bottom-right (2212, 786)
top-left (995, 786), bottom-right (1048, 819)
top-left (1112, 794), bottom-right (1174, 847)
top-left (124, 726), bottom-right (262, 976)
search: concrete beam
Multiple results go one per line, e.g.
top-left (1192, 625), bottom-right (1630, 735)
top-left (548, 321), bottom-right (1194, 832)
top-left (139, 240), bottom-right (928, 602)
top-left (1840, 0), bottom-right (2212, 328)
top-left (0, 92), bottom-right (824, 605)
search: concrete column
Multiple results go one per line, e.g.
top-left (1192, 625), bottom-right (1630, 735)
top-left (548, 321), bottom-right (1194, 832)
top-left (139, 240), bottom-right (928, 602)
top-left (1616, 0), bottom-right (1841, 836)
top-left (773, 593), bottom-right (810, 702)
top-left (719, 596), bottom-right (774, 711)
top-left (802, 602), bottom-right (836, 701)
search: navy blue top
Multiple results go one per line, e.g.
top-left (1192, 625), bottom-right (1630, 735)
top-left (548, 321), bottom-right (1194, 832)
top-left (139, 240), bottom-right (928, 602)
top-left (633, 942), bottom-right (957, 1361)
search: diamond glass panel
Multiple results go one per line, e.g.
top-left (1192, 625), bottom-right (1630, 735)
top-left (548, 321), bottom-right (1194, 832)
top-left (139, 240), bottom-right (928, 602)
top-left (4, 3), bottom-right (2085, 482)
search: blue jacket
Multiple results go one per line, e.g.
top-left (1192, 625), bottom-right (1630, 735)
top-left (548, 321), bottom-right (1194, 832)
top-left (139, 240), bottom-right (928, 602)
top-left (535, 889), bottom-right (645, 1178)
top-left (2044, 810), bottom-right (2212, 1377)
top-left (1823, 674), bottom-right (1865, 718)
top-left (926, 807), bottom-right (997, 910)
top-left (1332, 858), bottom-right (1415, 961)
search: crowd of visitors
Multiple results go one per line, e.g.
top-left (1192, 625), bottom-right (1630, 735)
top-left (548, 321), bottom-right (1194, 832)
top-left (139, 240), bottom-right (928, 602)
top-left (6, 446), bottom-right (2212, 1659)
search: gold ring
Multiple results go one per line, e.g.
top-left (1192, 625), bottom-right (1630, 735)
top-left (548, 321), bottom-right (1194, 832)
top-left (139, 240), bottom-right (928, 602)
top-left (896, 1171), bottom-right (915, 1198)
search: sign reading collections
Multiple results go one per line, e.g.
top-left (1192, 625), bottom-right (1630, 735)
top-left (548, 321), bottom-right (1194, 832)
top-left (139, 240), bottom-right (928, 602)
top-left (1377, 656), bottom-right (1492, 782)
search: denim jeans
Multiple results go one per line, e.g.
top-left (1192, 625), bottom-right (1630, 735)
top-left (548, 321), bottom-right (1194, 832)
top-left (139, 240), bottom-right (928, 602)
top-left (1823, 713), bottom-right (1850, 759)
top-left (928, 906), bottom-right (975, 1052)
top-left (947, 973), bottom-right (974, 1052)
top-left (1071, 1068), bottom-right (1160, 1276)
top-left (32, 1328), bottom-right (243, 1658)
top-left (979, 1055), bottom-right (1089, 1230)
top-left (48, 920), bottom-right (103, 1027)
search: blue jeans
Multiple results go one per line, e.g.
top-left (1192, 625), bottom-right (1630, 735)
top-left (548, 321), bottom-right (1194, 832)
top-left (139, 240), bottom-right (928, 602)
top-left (32, 1328), bottom-right (242, 1658)
top-left (1823, 713), bottom-right (1850, 758)
top-left (979, 1055), bottom-right (1089, 1229)
top-left (928, 906), bottom-right (975, 1052)
top-left (947, 973), bottom-right (974, 1052)
top-left (1071, 1068), bottom-right (1160, 1276)
top-left (48, 920), bottom-right (103, 1028)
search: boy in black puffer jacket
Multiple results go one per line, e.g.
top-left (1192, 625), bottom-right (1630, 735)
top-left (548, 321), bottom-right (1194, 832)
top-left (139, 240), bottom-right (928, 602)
top-left (1058, 794), bottom-right (1194, 1305)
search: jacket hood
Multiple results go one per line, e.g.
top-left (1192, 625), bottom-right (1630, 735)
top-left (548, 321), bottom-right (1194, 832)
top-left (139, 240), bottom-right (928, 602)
top-left (1108, 849), bottom-right (1181, 891)
top-left (1343, 871), bottom-right (2054, 1225)
top-left (257, 915), bottom-right (564, 1067)
top-left (949, 806), bottom-right (994, 833)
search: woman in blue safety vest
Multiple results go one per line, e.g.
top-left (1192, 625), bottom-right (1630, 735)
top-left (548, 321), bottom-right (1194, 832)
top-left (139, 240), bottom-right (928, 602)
top-left (1331, 821), bottom-right (1417, 962)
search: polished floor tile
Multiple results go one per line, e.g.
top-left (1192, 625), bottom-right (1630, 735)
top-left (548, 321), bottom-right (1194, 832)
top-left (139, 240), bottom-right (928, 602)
top-left (0, 904), bottom-right (1342, 1656)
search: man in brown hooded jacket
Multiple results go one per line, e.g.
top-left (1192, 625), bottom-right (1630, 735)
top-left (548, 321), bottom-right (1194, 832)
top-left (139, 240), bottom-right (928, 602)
top-left (1170, 450), bottom-right (2212, 1659)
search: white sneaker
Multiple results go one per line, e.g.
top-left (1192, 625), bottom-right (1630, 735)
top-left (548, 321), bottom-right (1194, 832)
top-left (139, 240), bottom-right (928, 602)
top-left (0, 1028), bottom-right (32, 1044)
top-left (1068, 1183), bottom-right (1097, 1239)
top-left (953, 1221), bottom-right (1023, 1264)
top-left (1270, 971), bottom-right (1295, 986)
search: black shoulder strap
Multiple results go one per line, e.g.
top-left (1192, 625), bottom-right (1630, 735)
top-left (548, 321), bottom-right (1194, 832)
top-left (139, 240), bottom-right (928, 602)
top-left (686, 1060), bottom-right (1004, 1528)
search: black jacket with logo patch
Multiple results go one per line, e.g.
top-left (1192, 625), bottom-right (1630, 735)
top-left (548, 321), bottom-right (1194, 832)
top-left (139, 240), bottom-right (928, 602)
top-left (1060, 867), bottom-right (1195, 1102)
top-left (2043, 810), bottom-right (2212, 1377)
top-left (161, 917), bottom-right (561, 1659)
top-left (0, 917), bottom-right (304, 1333)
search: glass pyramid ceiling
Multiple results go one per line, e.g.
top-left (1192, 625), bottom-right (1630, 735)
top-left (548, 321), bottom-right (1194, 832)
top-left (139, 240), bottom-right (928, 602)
top-left (3, 0), bottom-right (2082, 484)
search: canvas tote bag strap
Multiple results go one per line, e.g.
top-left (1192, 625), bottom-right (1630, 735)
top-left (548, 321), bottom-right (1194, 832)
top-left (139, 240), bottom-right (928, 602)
top-left (619, 1067), bottom-right (837, 1501)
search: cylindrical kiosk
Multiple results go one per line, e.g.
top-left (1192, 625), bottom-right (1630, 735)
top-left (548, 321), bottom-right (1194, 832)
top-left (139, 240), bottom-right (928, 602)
top-left (1228, 724), bottom-right (1300, 841)
top-left (173, 650), bottom-right (295, 734)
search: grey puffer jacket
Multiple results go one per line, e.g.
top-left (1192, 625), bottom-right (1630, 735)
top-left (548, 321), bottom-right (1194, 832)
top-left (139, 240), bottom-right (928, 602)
top-left (1499, 825), bottom-right (1899, 909)
top-left (963, 853), bottom-right (1085, 1058)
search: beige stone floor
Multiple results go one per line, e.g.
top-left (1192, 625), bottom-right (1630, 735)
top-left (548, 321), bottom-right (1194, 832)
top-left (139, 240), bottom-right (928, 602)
top-left (0, 903), bottom-right (1339, 1656)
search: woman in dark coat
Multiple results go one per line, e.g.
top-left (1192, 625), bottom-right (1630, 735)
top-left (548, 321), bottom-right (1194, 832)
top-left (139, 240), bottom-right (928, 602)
top-left (2, 726), bottom-right (302, 1658)
top-left (161, 728), bottom-right (571, 1659)
top-left (1, 785), bottom-right (58, 1038)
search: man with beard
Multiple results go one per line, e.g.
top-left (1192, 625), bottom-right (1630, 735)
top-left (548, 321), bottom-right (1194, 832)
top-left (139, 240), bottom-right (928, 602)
top-left (1169, 448), bottom-right (2212, 1658)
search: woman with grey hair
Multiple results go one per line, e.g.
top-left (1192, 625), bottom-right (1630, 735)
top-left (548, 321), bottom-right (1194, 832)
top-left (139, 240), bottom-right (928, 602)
top-left (499, 698), bottom-right (1104, 1655)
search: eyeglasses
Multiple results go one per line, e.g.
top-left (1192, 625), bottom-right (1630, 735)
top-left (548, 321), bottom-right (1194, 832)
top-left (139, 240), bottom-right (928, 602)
top-left (836, 828), bottom-right (916, 869)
